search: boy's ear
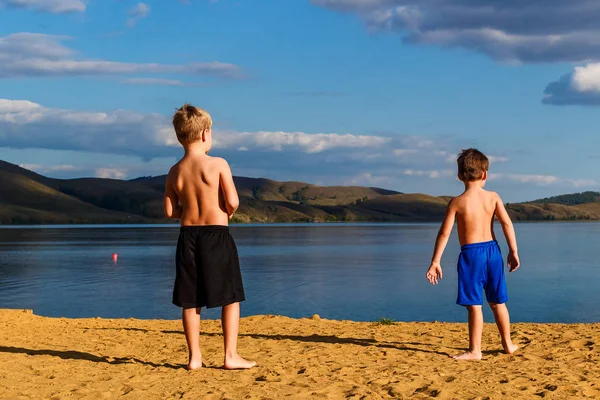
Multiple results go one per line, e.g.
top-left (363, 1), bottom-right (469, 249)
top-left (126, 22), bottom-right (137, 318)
top-left (482, 170), bottom-right (488, 181)
top-left (201, 129), bottom-right (208, 142)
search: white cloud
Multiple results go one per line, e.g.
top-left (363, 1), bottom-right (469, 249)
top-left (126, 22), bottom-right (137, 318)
top-left (402, 169), bottom-right (453, 179)
top-left (488, 155), bottom-right (509, 164)
top-left (347, 172), bottom-right (394, 186)
top-left (491, 173), bottom-right (597, 188)
top-left (0, 33), bottom-right (244, 79)
top-left (96, 168), bottom-right (128, 180)
top-left (544, 63), bottom-right (600, 105)
top-left (498, 173), bottom-right (558, 185)
top-left (127, 2), bottom-right (150, 28)
top-left (566, 178), bottom-right (598, 188)
top-left (212, 131), bottom-right (390, 153)
top-left (283, 91), bottom-right (349, 98)
top-left (392, 149), bottom-right (418, 156)
top-left (19, 163), bottom-right (80, 174)
top-left (1, 99), bottom-right (173, 160)
top-left (0, 0), bottom-right (85, 13)
top-left (312, 0), bottom-right (600, 107)
top-left (312, 0), bottom-right (600, 64)
top-left (13, 159), bottom-right (175, 180)
top-left (121, 78), bottom-right (207, 87)
top-left (0, 98), bottom-right (390, 159)
top-left (7, 98), bottom-right (591, 196)
top-left (444, 153), bottom-right (508, 164)
top-left (570, 64), bottom-right (600, 92)
top-left (347, 168), bottom-right (454, 187)
top-left (392, 148), bottom-right (507, 165)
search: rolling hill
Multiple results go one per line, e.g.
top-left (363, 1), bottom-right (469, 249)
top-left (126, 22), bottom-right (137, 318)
top-left (0, 162), bottom-right (149, 224)
top-left (0, 160), bottom-right (599, 224)
top-left (508, 191), bottom-right (600, 221)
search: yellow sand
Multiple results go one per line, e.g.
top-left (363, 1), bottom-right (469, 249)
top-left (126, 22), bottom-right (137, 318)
top-left (1, 309), bottom-right (599, 399)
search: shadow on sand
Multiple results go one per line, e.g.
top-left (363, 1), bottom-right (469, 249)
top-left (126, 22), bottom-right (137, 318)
top-left (76, 327), bottom-right (501, 358)
top-left (0, 346), bottom-right (192, 370)
top-left (165, 330), bottom-right (454, 356)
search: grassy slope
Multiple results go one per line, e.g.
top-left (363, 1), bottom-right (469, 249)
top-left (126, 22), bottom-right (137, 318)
top-left (526, 191), bottom-right (600, 206)
top-left (0, 167), bottom-right (149, 224)
top-left (1, 160), bottom-right (599, 223)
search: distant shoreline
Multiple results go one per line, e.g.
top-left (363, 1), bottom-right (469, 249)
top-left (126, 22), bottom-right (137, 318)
top-left (3, 160), bottom-right (600, 226)
top-left (2, 220), bottom-right (600, 229)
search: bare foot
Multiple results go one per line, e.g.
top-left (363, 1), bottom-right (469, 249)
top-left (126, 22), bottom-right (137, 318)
top-left (452, 351), bottom-right (482, 361)
top-left (186, 356), bottom-right (203, 371)
top-left (504, 343), bottom-right (519, 355)
top-left (224, 354), bottom-right (256, 370)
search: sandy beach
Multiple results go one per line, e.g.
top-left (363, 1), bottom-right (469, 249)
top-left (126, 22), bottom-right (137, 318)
top-left (1, 309), bottom-right (599, 399)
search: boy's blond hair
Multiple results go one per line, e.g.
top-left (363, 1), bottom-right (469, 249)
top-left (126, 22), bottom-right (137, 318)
top-left (457, 148), bottom-right (489, 182)
top-left (172, 104), bottom-right (212, 145)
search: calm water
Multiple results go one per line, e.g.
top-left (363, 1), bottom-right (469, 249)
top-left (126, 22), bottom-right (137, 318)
top-left (0, 223), bottom-right (599, 323)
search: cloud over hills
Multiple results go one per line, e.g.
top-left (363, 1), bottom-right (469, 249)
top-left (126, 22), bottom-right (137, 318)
top-left (2, 98), bottom-right (594, 193)
top-left (0, 98), bottom-right (390, 160)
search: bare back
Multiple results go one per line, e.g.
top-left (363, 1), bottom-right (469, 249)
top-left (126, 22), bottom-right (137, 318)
top-left (453, 188), bottom-right (499, 246)
top-left (164, 154), bottom-right (239, 226)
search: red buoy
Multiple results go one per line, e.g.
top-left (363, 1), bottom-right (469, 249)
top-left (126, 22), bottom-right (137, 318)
top-left (112, 253), bottom-right (118, 263)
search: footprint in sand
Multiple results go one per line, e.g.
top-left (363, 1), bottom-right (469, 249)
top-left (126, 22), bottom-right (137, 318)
top-left (545, 384), bottom-right (558, 392)
top-left (568, 339), bottom-right (595, 350)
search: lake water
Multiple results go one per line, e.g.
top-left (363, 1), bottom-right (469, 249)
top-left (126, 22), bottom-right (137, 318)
top-left (0, 223), bottom-right (599, 323)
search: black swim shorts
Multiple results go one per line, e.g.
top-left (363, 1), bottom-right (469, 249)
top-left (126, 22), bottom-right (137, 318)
top-left (172, 225), bottom-right (245, 309)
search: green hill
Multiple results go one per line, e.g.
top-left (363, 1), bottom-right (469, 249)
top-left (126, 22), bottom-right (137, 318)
top-left (507, 191), bottom-right (600, 221)
top-left (0, 160), bottom-right (409, 224)
top-left (0, 161), bottom-right (150, 224)
top-left (131, 175), bottom-right (400, 206)
top-left (1, 160), bottom-right (599, 224)
top-left (526, 191), bottom-right (600, 206)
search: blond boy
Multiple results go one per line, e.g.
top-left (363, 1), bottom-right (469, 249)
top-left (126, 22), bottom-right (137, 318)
top-left (426, 148), bottom-right (520, 360)
top-left (164, 104), bottom-right (255, 370)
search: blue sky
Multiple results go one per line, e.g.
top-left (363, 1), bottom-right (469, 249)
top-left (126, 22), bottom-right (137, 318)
top-left (1, 0), bottom-right (600, 202)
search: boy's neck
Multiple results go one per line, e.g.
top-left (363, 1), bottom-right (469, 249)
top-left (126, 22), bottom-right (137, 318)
top-left (463, 180), bottom-right (485, 191)
top-left (183, 142), bottom-right (209, 156)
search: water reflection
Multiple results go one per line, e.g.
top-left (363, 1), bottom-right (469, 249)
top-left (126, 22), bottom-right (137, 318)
top-left (0, 223), bottom-right (599, 322)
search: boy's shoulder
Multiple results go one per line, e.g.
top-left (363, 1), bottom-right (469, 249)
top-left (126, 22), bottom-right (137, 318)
top-left (210, 155), bottom-right (229, 165)
top-left (167, 155), bottom-right (230, 176)
top-left (187, 155), bottom-right (232, 175)
top-left (200, 156), bottom-right (230, 173)
top-left (167, 160), bottom-right (182, 177)
top-left (449, 189), bottom-right (501, 207)
top-left (483, 189), bottom-right (502, 201)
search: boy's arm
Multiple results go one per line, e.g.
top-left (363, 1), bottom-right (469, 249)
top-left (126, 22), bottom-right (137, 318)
top-left (164, 171), bottom-right (182, 219)
top-left (494, 193), bottom-right (520, 272)
top-left (426, 199), bottom-right (457, 285)
top-left (219, 158), bottom-right (239, 218)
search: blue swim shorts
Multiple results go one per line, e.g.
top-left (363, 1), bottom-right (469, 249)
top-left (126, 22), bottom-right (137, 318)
top-left (457, 240), bottom-right (508, 306)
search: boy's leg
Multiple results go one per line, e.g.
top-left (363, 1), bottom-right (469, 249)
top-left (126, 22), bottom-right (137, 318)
top-left (182, 307), bottom-right (203, 370)
top-left (453, 305), bottom-right (483, 360)
top-left (489, 302), bottom-right (518, 354)
top-left (221, 302), bottom-right (256, 370)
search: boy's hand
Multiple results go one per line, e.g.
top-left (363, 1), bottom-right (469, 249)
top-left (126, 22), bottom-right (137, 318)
top-left (426, 262), bottom-right (443, 285)
top-left (508, 251), bottom-right (520, 272)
